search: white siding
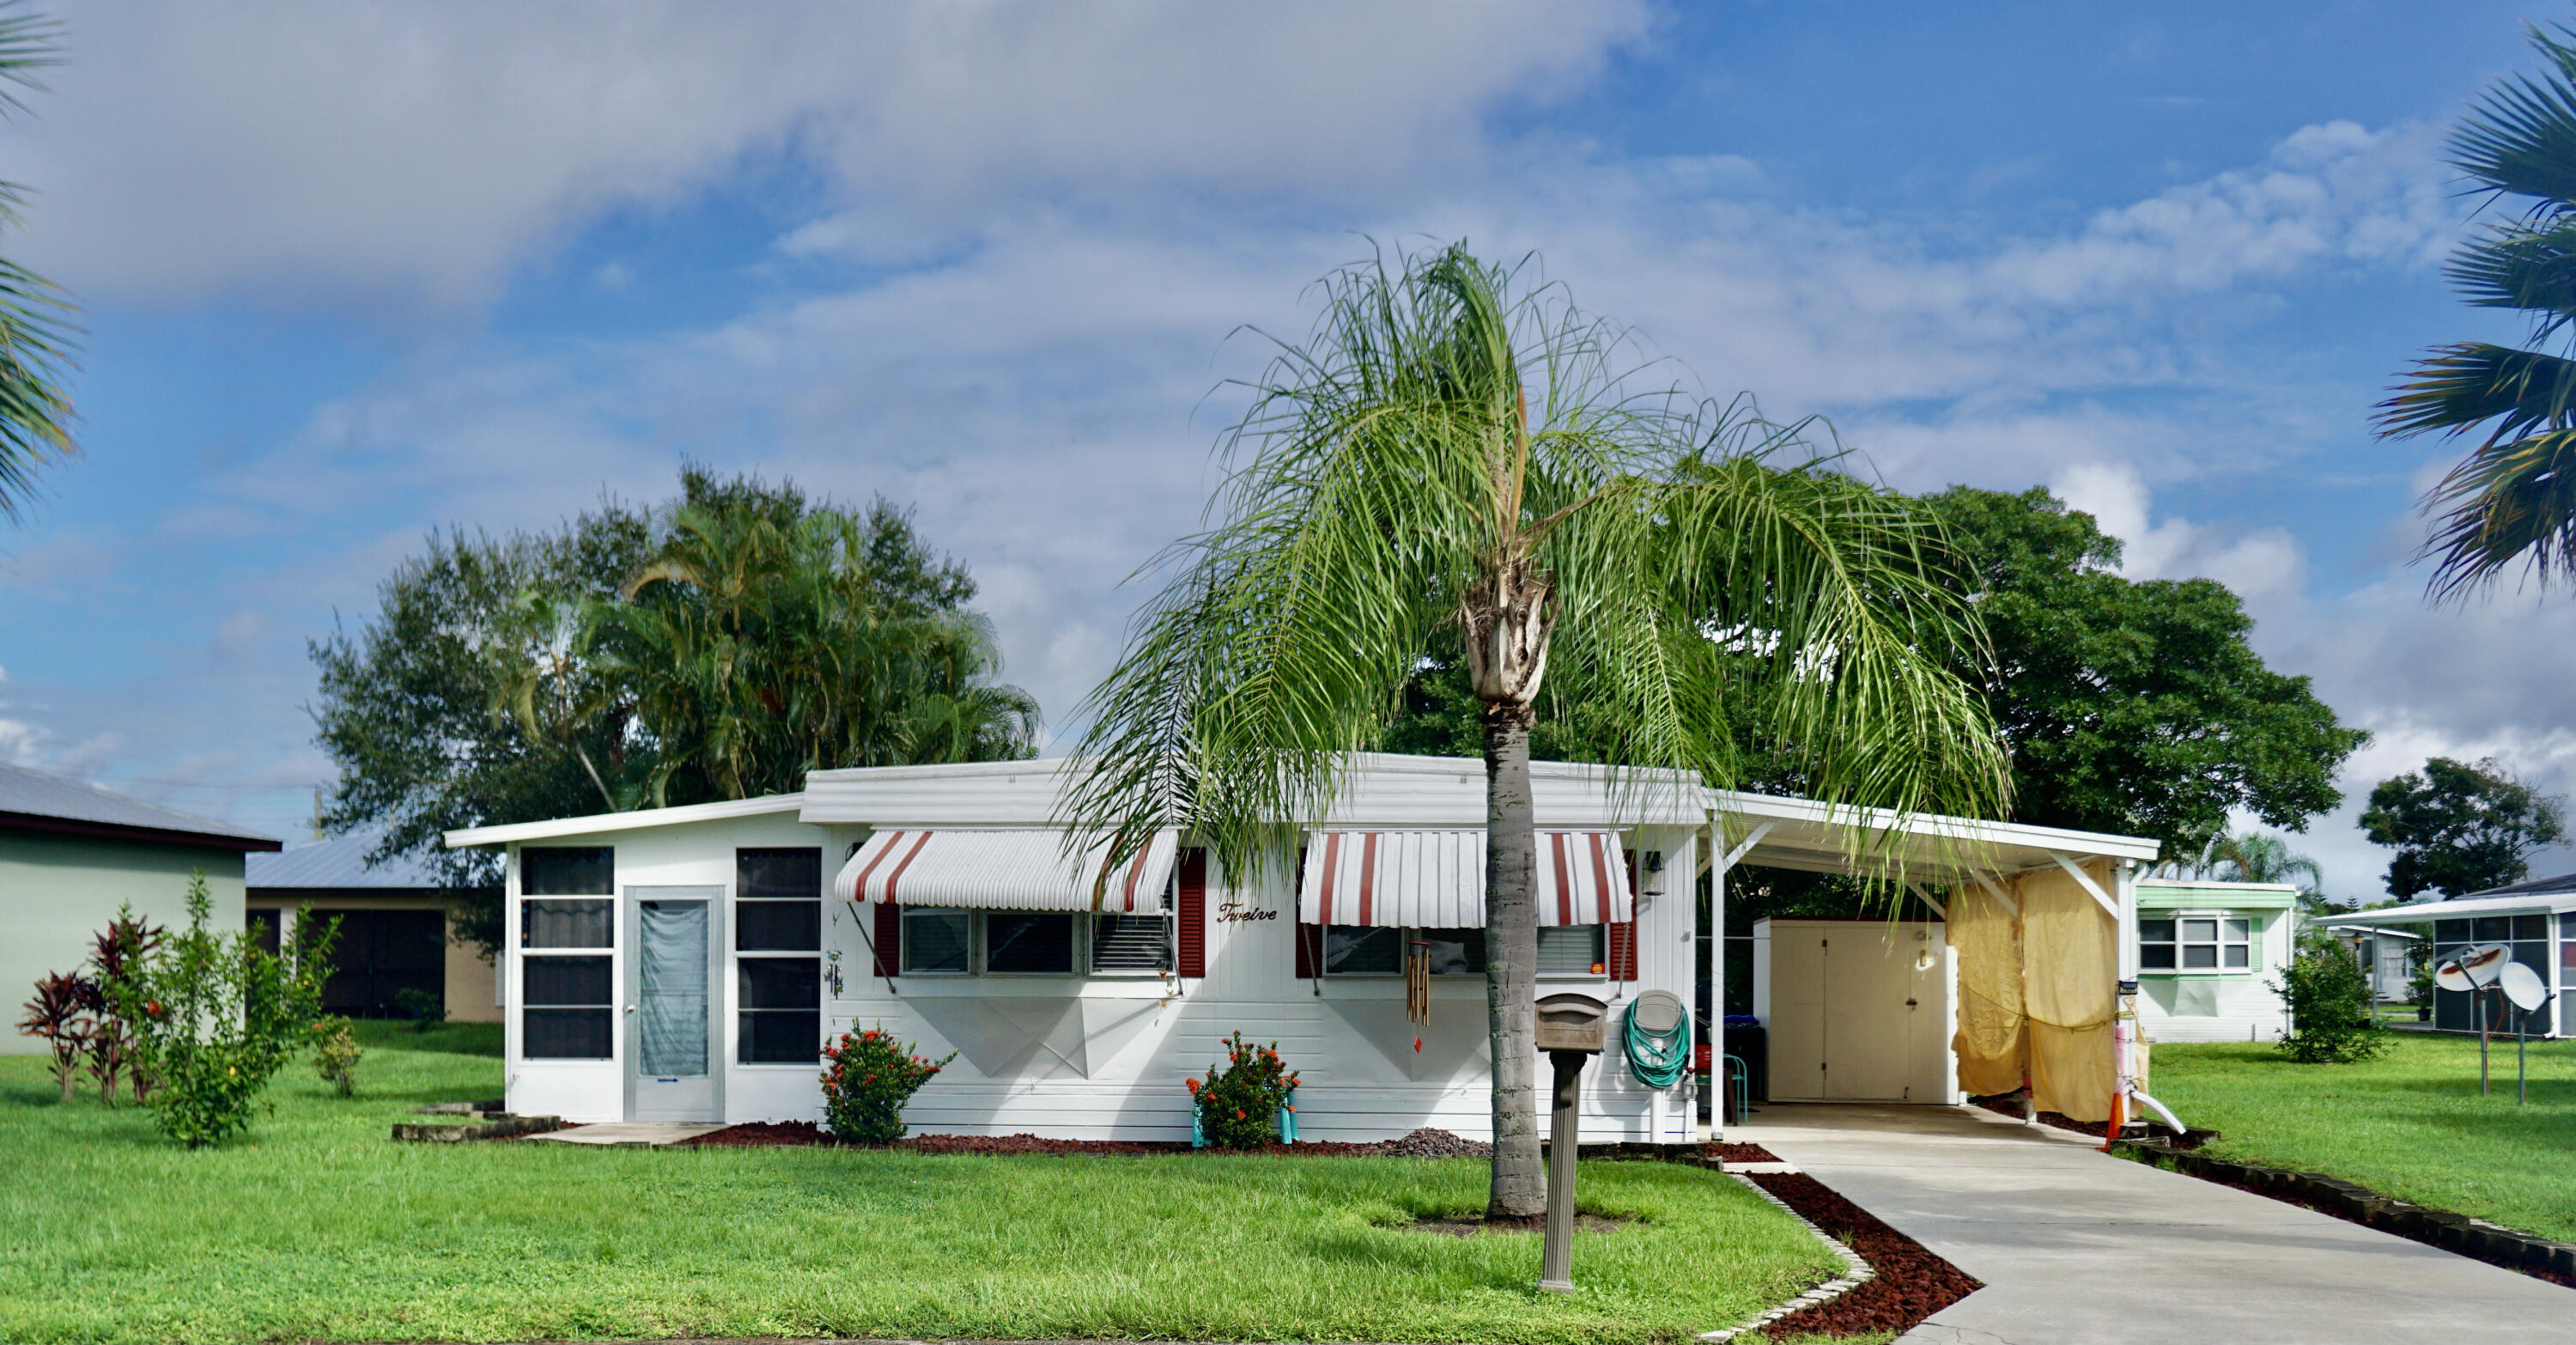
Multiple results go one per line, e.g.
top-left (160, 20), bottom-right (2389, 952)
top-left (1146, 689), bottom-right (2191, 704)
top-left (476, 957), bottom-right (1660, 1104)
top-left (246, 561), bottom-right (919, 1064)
top-left (2135, 907), bottom-right (2293, 1045)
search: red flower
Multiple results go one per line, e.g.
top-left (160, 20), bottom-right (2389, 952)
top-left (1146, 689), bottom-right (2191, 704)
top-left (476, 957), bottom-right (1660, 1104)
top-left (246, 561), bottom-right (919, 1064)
top-left (1235, 1109), bottom-right (1246, 1120)
top-left (1186, 1078), bottom-right (1200, 1092)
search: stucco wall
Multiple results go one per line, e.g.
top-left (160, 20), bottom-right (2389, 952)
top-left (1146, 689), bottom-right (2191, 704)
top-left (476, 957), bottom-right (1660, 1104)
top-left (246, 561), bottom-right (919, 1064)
top-left (1, 831), bottom-right (247, 1055)
top-left (246, 895), bottom-right (501, 1023)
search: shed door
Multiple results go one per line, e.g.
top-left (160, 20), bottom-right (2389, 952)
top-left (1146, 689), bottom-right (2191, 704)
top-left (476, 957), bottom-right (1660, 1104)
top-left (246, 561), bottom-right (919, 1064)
top-left (1768, 924), bottom-right (1946, 1103)
top-left (625, 887), bottom-right (725, 1123)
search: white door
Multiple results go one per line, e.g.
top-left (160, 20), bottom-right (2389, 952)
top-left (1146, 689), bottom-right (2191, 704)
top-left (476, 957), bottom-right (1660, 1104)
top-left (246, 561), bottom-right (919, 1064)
top-left (1824, 928), bottom-right (1941, 1101)
top-left (1767, 927), bottom-right (1828, 1100)
top-left (626, 886), bottom-right (725, 1123)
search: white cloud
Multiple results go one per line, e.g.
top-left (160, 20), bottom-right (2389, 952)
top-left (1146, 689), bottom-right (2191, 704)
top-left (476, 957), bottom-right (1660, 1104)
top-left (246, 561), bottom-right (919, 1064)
top-left (9, 0), bottom-right (1649, 308)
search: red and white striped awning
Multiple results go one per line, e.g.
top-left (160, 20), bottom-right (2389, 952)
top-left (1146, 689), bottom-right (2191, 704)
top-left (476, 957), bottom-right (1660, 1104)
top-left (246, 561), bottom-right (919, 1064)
top-left (1297, 829), bottom-right (1631, 928)
top-left (834, 829), bottom-right (1179, 914)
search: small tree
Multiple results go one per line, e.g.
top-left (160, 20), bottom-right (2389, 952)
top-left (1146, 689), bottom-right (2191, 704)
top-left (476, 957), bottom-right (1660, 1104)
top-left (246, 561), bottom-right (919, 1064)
top-left (85, 913), bottom-right (163, 1105)
top-left (102, 877), bottom-right (337, 1147)
top-left (2275, 934), bottom-right (2385, 1064)
top-left (17, 971), bottom-right (96, 1102)
top-left (312, 1017), bottom-right (361, 1097)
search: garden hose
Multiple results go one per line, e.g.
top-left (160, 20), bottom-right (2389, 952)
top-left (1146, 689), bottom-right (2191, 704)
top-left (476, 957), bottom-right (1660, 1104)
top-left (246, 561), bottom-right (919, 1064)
top-left (1623, 997), bottom-right (1690, 1089)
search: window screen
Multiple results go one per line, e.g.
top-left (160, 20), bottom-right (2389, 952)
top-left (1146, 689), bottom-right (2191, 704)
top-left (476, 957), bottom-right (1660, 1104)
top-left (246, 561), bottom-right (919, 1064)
top-left (738, 958), bottom-right (821, 1064)
top-left (1091, 914), bottom-right (1173, 972)
top-left (522, 847), bottom-right (612, 895)
top-left (1420, 928), bottom-right (1485, 976)
top-left (522, 955), bottom-right (612, 1059)
top-left (1535, 924), bottom-right (1604, 977)
top-left (902, 909), bottom-right (971, 974)
top-left (1323, 924), bottom-right (1401, 975)
top-left (737, 848), bottom-right (822, 898)
top-left (522, 899), bottom-right (612, 949)
top-left (987, 912), bottom-right (1077, 973)
top-left (737, 900), bottom-right (820, 951)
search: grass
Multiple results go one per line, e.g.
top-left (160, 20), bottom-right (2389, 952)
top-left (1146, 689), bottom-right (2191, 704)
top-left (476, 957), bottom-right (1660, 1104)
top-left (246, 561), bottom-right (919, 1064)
top-left (0, 1033), bottom-right (1834, 1344)
top-left (2148, 1032), bottom-right (2576, 1241)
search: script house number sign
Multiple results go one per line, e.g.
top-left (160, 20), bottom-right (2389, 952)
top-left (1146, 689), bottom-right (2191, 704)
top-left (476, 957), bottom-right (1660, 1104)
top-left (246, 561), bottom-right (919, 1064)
top-left (1216, 898), bottom-right (1278, 923)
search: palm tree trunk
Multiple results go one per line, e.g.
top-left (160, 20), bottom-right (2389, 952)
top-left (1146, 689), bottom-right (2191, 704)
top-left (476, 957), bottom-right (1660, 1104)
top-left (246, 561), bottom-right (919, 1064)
top-left (1483, 700), bottom-right (1546, 1221)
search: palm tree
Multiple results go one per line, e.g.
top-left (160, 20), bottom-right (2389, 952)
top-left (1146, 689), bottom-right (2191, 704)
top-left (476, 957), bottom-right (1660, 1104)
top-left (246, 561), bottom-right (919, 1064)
top-left (0, 4), bottom-right (76, 524)
top-left (1066, 245), bottom-right (2009, 1220)
top-left (2379, 22), bottom-right (2576, 599)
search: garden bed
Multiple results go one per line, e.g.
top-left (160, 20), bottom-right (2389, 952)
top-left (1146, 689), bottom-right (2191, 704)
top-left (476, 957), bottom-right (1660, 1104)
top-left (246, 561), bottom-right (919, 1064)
top-left (1738, 1171), bottom-right (1983, 1338)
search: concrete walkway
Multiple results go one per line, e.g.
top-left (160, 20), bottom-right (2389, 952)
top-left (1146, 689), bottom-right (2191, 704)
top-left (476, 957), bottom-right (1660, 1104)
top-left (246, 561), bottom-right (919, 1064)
top-left (528, 1122), bottom-right (729, 1147)
top-left (1733, 1102), bottom-right (2573, 1345)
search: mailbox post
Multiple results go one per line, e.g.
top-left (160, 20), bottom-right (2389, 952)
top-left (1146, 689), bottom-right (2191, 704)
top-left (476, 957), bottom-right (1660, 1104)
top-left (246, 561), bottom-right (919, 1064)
top-left (1534, 992), bottom-right (1607, 1293)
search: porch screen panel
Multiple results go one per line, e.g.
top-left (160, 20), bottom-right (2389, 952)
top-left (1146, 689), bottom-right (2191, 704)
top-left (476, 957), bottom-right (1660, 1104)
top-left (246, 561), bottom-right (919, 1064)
top-left (637, 900), bottom-right (709, 1078)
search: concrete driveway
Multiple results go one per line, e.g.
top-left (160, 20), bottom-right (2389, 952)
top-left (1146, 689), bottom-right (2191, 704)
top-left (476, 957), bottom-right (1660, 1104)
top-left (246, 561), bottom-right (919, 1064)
top-left (1733, 1102), bottom-right (2572, 1345)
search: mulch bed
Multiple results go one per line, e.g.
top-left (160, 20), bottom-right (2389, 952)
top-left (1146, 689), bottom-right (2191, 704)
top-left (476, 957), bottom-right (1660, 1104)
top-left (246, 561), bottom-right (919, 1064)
top-left (678, 1123), bottom-right (1493, 1158)
top-left (1743, 1172), bottom-right (1983, 1339)
top-left (1710, 1141), bottom-right (1781, 1163)
top-left (1407, 1211), bottom-right (1634, 1236)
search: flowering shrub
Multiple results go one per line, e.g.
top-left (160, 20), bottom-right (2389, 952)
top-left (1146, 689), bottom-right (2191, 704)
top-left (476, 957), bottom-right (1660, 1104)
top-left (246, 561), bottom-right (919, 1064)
top-left (312, 1016), bottom-right (362, 1097)
top-left (105, 879), bottom-right (336, 1147)
top-left (1188, 1032), bottom-right (1298, 1148)
top-left (820, 1026), bottom-right (956, 1143)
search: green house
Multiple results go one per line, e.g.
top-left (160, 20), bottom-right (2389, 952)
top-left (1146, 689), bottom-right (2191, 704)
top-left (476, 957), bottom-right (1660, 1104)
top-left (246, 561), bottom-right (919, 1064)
top-left (2132, 879), bottom-right (2298, 1044)
top-left (2, 762), bottom-right (279, 1051)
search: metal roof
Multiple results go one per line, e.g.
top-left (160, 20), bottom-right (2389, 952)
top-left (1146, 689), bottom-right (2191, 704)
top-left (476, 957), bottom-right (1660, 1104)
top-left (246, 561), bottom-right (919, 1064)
top-left (247, 828), bottom-right (454, 890)
top-left (0, 761), bottom-right (279, 849)
top-left (1708, 788), bottom-right (2161, 883)
top-left (444, 792), bottom-right (809, 848)
top-left (2318, 890), bottom-right (2576, 925)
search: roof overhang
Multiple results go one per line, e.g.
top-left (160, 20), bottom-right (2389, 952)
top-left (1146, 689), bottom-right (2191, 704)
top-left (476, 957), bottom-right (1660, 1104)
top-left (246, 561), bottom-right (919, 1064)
top-left (1705, 789), bottom-right (2159, 885)
top-left (2, 810), bottom-right (283, 853)
top-left (442, 793), bottom-right (809, 849)
top-left (2318, 892), bottom-right (2576, 927)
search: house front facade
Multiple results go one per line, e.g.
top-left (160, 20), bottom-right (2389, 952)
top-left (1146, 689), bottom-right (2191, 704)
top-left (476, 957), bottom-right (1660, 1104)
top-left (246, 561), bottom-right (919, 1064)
top-left (2130, 879), bottom-right (2298, 1044)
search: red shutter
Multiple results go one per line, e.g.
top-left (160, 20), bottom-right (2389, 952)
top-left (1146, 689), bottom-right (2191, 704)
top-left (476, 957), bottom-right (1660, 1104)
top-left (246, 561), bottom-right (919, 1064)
top-left (873, 901), bottom-right (901, 977)
top-left (1607, 920), bottom-right (1637, 979)
top-left (1295, 923), bottom-right (1321, 979)
top-left (1176, 849), bottom-right (1207, 978)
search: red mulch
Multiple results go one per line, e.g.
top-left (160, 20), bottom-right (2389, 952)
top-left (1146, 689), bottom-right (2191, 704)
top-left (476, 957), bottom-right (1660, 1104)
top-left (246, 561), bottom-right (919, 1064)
top-left (677, 1123), bottom-right (1492, 1158)
top-left (1709, 1141), bottom-right (1780, 1163)
top-left (1745, 1172), bottom-right (1982, 1339)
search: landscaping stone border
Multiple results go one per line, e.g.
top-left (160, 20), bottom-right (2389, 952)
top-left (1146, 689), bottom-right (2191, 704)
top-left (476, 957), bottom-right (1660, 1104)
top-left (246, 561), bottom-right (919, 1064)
top-left (391, 1113), bottom-right (562, 1142)
top-left (2114, 1138), bottom-right (2576, 1285)
top-left (1693, 1169), bottom-right (1874, 1342)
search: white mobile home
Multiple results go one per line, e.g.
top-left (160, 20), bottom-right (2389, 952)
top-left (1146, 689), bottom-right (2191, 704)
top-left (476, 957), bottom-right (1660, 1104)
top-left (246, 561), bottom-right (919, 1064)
top-left (2129, 879), bottom-right (2297, 1044)
top-left (2318, 875), bottom-right (2576, 1039)
top-left (447, 753), bottom-right (2162, 1139)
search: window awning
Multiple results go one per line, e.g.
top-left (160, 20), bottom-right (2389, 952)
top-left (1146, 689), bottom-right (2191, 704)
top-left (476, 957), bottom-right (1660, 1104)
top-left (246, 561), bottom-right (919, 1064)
top-left (1297, 829), bottom-right (1631, 928)
top-left (835, 829), bottom-right (1179, 915)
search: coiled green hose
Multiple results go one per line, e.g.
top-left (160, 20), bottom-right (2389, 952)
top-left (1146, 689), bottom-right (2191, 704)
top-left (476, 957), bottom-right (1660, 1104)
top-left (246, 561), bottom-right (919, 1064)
top-left (1624, 997), bottom-right (1690, 1088)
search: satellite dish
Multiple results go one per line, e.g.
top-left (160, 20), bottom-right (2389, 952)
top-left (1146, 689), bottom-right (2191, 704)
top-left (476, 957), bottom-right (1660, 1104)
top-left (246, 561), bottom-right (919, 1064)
top-left (1629, 989), bottom-right (1686, 1035)
top-left (2461, 944), bottom-right (2512, 988)
top-left (2500, 960), bottom-right (2549, 1013)
top-left (2435, 959), bottom-right (2475, 993)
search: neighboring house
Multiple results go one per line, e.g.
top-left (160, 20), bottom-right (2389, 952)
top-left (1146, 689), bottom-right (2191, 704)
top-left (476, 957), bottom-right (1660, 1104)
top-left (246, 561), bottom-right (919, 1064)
top-left (2318, 874), bottom-right (2576, 1039)
top-left (2129, 879), bottom-right (2297, 1044)
top-left (2, 762), bottom-right (279, 1054)
top-left (246, 830), bottom-right (500, 1023)
top-left (445, 753), bottom-right (2160, 1138)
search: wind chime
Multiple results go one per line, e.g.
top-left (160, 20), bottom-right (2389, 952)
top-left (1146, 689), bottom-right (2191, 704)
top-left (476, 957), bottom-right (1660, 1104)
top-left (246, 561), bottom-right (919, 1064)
top-left (1405, 939), bottom-right (1431, 1050)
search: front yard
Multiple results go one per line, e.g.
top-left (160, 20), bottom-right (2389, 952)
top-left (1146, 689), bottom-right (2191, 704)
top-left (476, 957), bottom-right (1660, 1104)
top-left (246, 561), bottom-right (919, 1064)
top-left (2148, 1032), bottom-right (2576, 1241)
top-left (0, 1024), bottom-right (1835, 1344)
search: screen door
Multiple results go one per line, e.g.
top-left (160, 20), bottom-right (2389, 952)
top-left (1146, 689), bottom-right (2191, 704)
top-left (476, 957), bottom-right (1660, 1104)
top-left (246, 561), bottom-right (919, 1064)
top-left (626, 887), bottom-right (725, 1123)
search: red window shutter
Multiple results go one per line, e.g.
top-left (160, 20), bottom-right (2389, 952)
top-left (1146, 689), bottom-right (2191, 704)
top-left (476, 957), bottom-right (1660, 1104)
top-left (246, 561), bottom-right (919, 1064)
top-left (1608, 920), bottom-right (1638, 979)
top-left (1176, 849), bottom-right (1208, 978)
top-left (1295, 923), bottom-right (1321, 979)
top-left (873, 902), bottom-right (901, 977)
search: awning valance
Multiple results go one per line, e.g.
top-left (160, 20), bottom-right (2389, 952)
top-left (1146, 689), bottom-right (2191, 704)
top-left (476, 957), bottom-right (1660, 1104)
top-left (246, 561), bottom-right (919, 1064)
top-left (1297, 829), bottom-right (1631, 928)
top-left (835, 829), bottom-right (1179, 915)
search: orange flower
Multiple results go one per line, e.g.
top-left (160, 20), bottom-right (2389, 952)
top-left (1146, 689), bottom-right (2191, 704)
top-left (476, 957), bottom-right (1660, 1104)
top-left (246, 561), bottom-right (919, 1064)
top-left (1235, 1109), bottom-right (1246, 1120)
top-left (1186, 1078), bottom-right (1200, 1092)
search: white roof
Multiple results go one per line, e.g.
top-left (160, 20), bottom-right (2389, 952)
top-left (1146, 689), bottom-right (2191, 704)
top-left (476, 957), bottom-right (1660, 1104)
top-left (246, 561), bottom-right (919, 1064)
top-left (442, 793), bottom-right (807, 847)
top-left (1708, 789), bottom-right (2160, 882)
top-left (2318, 891), bottom-right (2576, 926)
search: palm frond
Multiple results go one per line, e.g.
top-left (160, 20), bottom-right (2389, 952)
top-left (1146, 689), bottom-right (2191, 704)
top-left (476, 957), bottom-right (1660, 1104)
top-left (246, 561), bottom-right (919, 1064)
top-left (2420, 423), bottom-right (2576, 600)
top-left (2451, 23), bottom-right (2576, 212)
top-left (2446, 221), bottom-right (2576, 334)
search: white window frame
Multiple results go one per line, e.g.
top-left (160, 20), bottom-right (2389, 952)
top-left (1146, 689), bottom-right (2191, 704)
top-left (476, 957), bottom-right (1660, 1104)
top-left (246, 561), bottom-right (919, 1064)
top-left (732, 847), bottom-right (825, 1070)
top-left (2140, 910), bottom-right (2255, 974)
top-left (516, 846), bottom-right (617, 1062)
top-left (896, 908), bottom-right (1176, 978)
top-left (1313, 923), bottom-right (1607, 978)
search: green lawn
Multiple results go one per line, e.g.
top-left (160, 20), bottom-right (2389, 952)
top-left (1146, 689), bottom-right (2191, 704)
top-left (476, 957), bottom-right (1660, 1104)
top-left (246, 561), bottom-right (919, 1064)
top-left (2148, 1032), bottom-right (2576, 1241)
top-left (0, 1031), bottom-right (1832, 1344)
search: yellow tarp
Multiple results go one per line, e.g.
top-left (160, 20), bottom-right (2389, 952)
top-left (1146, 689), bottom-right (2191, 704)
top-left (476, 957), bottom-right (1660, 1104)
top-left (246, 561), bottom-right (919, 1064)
top-left (1947, 859), bottom-right (2120, 1123)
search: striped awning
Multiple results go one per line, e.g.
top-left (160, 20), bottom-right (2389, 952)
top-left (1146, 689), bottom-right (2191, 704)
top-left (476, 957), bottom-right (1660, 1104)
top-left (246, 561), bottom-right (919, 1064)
top-left (834, 829), bottom-right (1179, 914)
top-left (1297, 829), bottom-right (1631, 928)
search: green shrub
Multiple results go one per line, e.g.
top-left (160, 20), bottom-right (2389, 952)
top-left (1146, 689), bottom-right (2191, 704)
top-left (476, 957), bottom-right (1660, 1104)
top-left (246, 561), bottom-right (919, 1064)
top-left (102, 877), bottom-right (337, 1146)
top-left (312, 1017), bottom-right (361, 1097)
top-left (2275, 943), bottom-right (2385, 1064)
top-left (394, 987), bottom-right (447, 1032)
top-left (1188, 1032), bottom-right (1298, 1148)
top-left (84, 914), bottom-right (162, 1105)
top-left (819, 1027), bottom-right (954, 1143)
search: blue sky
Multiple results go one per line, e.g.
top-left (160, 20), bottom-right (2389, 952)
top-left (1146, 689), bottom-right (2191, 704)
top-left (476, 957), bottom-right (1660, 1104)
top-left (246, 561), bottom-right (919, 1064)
top-left (0, 0), bottom-right (2566, 894)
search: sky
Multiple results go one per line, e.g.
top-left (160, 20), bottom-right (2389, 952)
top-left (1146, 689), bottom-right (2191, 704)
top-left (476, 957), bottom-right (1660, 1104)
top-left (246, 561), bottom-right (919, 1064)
top-left (0, 0), bottom-right (2569, 898)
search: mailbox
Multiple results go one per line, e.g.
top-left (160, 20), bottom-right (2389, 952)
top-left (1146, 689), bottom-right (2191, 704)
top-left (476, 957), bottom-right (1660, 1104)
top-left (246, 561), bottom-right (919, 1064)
top-left (1534, 992), bottom-right (1608, 1054)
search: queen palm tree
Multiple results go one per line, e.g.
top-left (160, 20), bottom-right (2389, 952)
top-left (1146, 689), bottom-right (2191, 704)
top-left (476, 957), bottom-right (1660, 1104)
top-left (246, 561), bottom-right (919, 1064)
top-left (0, 4), bottom-right (76, 524)
top-left (2379, 22), bottom-right (2576, 599)
top-left (1066, 244), bottom-right (2009, 1220)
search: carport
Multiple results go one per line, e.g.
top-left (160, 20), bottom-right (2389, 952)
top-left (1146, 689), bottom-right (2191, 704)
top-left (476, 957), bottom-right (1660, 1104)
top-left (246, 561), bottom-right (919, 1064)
top-left (1705, 790), bottom-right (2164, 1124)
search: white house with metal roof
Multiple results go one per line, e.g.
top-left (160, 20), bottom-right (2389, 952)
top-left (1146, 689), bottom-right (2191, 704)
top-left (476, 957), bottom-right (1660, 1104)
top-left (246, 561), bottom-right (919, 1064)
top-left (445, 753), bottom-right (2161, 1139)
top-left (2319, 876), bottom-right (2576, 1038)
top-left (2, 762), bottom-right (280, 1054)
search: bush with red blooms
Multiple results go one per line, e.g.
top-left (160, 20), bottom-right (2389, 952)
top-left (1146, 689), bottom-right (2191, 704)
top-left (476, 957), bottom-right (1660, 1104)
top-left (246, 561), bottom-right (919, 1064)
top-left (1188, 1031), bottom-right (1299, 1149)
top-left (820, 1026), bottom-right (957, 1144)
